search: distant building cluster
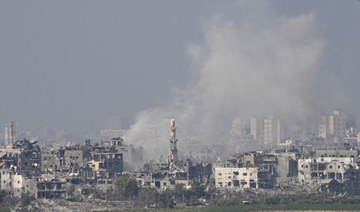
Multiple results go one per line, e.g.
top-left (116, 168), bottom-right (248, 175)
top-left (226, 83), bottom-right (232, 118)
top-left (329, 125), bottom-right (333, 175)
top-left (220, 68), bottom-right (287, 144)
top-left (230, 116), bottom-right (286, 151)
top-left (227, 109), bottom-right (360, 153)
top-left (213, 148), bottom-right (359, 192)
top-left (1, 109), bottom-right (360, 201)
top-left (0, 136), bottom-right (140, 199)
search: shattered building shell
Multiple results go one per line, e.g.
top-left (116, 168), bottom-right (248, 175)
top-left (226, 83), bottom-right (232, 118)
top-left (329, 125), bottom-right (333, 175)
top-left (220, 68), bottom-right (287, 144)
top-left (298, 157), bottom-right (356, 185)
top-left (214, 167), bottom-right (258, 189)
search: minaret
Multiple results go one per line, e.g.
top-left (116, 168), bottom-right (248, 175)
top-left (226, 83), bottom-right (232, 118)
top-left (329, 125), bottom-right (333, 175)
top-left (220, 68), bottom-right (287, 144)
top-left (168, 118), bottom-right (178, 170)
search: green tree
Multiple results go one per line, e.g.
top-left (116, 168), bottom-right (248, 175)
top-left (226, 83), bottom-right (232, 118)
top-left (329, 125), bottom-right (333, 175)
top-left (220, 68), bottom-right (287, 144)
top-left (137, 187), bottom-right (159, 207)
top-left (114, 175), bottom-right (139, 199)
top-left (158, 190), bottom-right (175, 208)
top-left (174, 183), bottom-right (186, 203)
top-left (189, 180), bottom-right (206, 198)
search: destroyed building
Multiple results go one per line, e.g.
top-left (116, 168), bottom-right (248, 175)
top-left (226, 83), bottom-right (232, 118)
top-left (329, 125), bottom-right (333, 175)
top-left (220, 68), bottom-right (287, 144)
top-left (111, 137), bottom-right (143, 171)
top-left (214, 166), bottom-right (258, 189)
top-left (185, 159), bottom-right (212, 184)
top-left (63, 146), bottom-right (84, 171)
top-left (0, 136), bottom-right (127, 198)
top-left (87, 150), bottom-right (123, 178)
top-left (42, 153), bottom-right (61, 172)
top-left (0, 139), bottom-right (53, 199)
top-left (37, 180), bottom-right (66, 199)
top-left (214, 150), bottom-right (299, 190)
top-left (298, 156), bottom-right (357, 185)
top-left (0, 139), bottom-right (41, 176)
top-left (44, 139), bottom-right (125, 181)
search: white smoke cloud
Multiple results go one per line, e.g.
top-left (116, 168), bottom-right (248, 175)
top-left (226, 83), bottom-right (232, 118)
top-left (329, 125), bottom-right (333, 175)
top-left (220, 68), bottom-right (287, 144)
top-left (124, 4), bottom-right (325, 160)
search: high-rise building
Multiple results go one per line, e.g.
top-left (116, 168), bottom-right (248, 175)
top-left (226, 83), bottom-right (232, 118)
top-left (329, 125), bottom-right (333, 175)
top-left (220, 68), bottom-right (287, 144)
top-left (263, 117), bottom-right (285, 146)
top-left (318, 115), bottom-right (328, 138)
top-left (250, 117), bottom-right (285, 146)
top-left (264, 118), bottom-right (274, 145)
top-left (331, 109), bottom-right (346, 138)
top-left (4, 121), bottom-right (16, 145)
top-left (231, 117), bottom-right (251, 139)
top-left (250, 117), bottom-right (264, 142)
top-left (318, 109), bottom-right (346, 139)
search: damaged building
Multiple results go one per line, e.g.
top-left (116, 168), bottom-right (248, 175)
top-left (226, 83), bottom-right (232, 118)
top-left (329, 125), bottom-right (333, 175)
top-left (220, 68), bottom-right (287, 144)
top-left (215, 150), bottom-right (298, 190)
top-left (0, 137), bottom-right (126, 198)
top-left (298, 149), bottom-right (358, 185)
top-left (42, 139), bottom-right (124, 182)
top-left (214, 166), bottom-right (258, 189)
top-left (0, 139), bottom-right (41, 197)
top-left (0, 139), bottom-right (65, 199)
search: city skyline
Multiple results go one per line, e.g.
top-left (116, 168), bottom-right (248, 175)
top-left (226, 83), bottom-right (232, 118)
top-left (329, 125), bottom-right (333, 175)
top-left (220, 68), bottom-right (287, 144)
top-left (1, 1), bottom-right (360, 210)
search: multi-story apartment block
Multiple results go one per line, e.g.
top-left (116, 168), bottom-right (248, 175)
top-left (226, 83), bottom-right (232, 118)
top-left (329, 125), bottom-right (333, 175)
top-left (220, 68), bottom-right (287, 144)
top-left (214, 167), bottom-right (258, 189)
top-left (263, 117), bottom-right (285, 146)
top-left (298, 157), bottom-right (357, 185)
top-left (319, 109), bottom-right (347, 139)
top-left (250, 117), bottom-right (264, 142)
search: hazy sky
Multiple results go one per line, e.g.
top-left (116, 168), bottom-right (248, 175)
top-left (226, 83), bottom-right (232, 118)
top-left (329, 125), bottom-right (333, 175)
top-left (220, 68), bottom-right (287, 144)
top-left (1, 0), bottom-right (360, 135)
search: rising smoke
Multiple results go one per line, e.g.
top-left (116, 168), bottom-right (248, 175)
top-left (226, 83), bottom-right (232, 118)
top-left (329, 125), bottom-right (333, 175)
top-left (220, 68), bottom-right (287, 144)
top-left (124, 3), bottom-right (326, 160)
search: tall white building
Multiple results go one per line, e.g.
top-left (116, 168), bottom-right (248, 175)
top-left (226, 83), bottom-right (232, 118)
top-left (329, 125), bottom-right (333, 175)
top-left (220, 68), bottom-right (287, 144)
top-left (231, 117), bottom-right (251, 139)
top-left (249, 117), bottom-right (285, 146)
top-left (250, 117), bottom-right (264, 141)
top-left (4, 121), bottom-right (16, 146)
top-left (263, 118), bottom-right (284, 145)
top-left (331, 109), bottom-right (346, 138)
top-left (318, 115), bottom-right (328, 138)
top-left (318, 109), bottom-right (346, 139)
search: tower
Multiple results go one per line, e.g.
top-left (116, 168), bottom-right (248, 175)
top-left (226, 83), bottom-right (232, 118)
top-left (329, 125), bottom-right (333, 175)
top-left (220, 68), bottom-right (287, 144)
top-left (318, 109), bottom-right (346, 139)
top-left (168, 118), bottom-right (178, 170)
top-left (263, 117), bottom-right (285, 146)
top-left (9, 121), bottom-right (16, 144)
top-left (4, 121), bottom-right (16, 145)
top-left (4, 126), bottom-right (9, 145)
top-left (250, 117), bottom-right (264, 142)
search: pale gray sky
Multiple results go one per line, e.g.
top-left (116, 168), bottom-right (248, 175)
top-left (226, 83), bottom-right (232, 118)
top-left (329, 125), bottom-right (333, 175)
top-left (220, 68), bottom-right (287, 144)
top-left (1, 0), bottom-right (360, 134)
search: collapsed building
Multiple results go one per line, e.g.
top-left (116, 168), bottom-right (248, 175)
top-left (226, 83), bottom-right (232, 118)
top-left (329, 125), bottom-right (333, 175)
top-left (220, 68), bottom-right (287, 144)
top-left (110, 137), bottom-right (143, 171)
top-left (42, 139), bottom-right (124, 182)
top-left (213, 145), bottom-right (360, 193)
top-left (213, 151), bottom-right (298, 189)
top-left (0, 139), bottom-right (65, 199)
top-left (298, 157), bottom-right (356, 185)
top-left (298, 149), bottom-right (358, 185)
top-left (214, 166), bottom-right (259, 189)
top-left (0, 137), bottom-right (128, 198)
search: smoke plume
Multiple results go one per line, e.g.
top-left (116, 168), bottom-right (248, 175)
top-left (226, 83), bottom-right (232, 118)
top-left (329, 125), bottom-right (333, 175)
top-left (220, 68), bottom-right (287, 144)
top-left (124, 3), bottom-right (325, 160)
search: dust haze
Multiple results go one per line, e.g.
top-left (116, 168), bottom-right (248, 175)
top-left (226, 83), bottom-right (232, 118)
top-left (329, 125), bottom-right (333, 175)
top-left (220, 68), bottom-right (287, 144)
top-left (124, 3), bottom-right (339, 160)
